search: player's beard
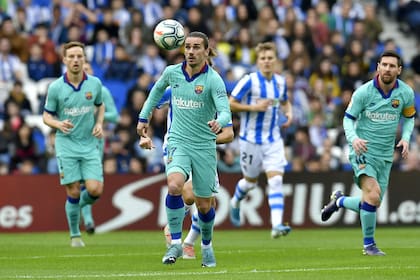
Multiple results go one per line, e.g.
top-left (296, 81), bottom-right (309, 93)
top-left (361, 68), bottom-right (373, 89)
top-left (380, 73), bottom-right (395, 85)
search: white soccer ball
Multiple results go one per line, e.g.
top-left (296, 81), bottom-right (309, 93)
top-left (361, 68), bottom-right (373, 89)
top-left (153, 19), bottom-right (185, 50)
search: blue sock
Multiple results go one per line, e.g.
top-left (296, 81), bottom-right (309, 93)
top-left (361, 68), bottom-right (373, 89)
top-left (198, 208), bottom-right (215, 246)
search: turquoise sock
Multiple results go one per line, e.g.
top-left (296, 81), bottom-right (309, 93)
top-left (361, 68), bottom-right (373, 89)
top-left (81, 204), bottom-right (94, 226)
top-left (360, 202), bottom-right (377, 246)
top-left (79, 188), bottom-right (99, 208)
top-left (342, 196), bottom-right (361, 213)
top-left (166, 194), bottom-right (185, 241)
top-left (65, 197), bottom-right (81, 238)
top-left (198, 208), bottom-right (215, 245)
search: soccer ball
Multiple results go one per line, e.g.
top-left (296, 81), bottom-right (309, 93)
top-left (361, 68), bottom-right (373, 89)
top-left (153, 19), bottom-right (185, 50)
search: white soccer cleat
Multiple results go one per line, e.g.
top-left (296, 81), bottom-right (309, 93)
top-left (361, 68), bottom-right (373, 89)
top-left (71, 237), bottom-right (85, 248)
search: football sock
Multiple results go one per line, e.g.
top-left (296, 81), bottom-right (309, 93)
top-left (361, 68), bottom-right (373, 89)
top-left (231, 179), bottom-right (257, 208)
top-left (198, 207), bottom-right (215, 246)
top-left (65, 197), bottom-right (81, 238)
top-left (184, 203), bottom-right (192, 217)
top-left (79, 188), bottom-right (99, 208)
top-left (360, 202), bottom-right (377, 246)
top-left (81, 204), bottom-right (94, 226)
top-left (166, 194), bottom-right (185, 243)
top-left (340, 196), bottom-right (361, 213)
top-left (183, 209), bottom-right (200, 245)
top-left (267, 175), bottom-right (284, 227)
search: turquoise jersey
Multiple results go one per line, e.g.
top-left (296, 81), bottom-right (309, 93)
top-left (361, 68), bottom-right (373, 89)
top-left (344, 76), bottom-right (415, 161)
top-left (102, 86), bottom-right (119, 123)
top-left (139, 62), bottom-right (231, 150)
top-left (44, 73), bottom-right (103, 156)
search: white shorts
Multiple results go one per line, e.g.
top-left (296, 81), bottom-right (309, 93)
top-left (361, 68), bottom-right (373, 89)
top-left (239, 138), bottom-right (287, 178)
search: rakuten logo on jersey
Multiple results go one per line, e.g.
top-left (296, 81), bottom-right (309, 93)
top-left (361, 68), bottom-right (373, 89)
top-left (0, 205), bottom-right (33, 228)
top-left (173, 97), bottom-right (204, 109)
top-left (365, 111), bottom-right (398, 122)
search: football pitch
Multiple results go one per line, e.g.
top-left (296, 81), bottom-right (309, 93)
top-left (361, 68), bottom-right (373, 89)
top-left (0, 228), bottom-right (419, 280)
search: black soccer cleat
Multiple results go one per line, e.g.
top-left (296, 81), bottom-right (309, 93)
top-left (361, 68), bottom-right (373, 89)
top-left (321, 190), bottom-right (343, 221)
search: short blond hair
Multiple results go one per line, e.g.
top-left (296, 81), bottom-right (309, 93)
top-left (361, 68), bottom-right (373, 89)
top-left (255, 42), bottom-right (277, 59)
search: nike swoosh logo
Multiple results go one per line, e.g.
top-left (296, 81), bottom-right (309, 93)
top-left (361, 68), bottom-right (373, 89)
top-left (96, 173), bottom-right (166, 233)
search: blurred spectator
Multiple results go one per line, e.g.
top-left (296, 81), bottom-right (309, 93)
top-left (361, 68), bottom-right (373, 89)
top-left (26, 42), bottom-right (56, 81)
top-left (185, 6), bottom-right (211, 36)
top-left (361, 2), bottom-right (383, 45)
top-left (3, 80), bottom-right (32, 117)
top-left (291, 126), bottom-right (318, 171)
top-left (285, 39), bottom-right (311, 73)
top-left (396, 0), bottom-right (420, 39)
top-left (91, 29), bottom-right (114, 71)
top-left (13, 7), bottom-right (32, 35)
top-left (0, 36), bottom-right (25, 92)
top-left (309, 57), bottom-right (341, 101)
top-left (103, 154), bottom-right (118, 174)
top-left (91, 7), bottom-right (120, 45)
top-left (0, 17), bottom-right (29, 62)
top-left (129, 156), bottom-right (146, 174)
top-left (135, 0), bottom-right (163, 28)
top-left (10, 123), bottom-right (40, 173)
top-left (305, 7), bottom-right (330, 51)
top-left (27, 22), bottom-right (60, 71)
top-left (230, 27), bottom-right (256, 68)
top-left (138, 44), bottom-right (166, 81)
top-left (104, 43), bottom-right (137, 81)
top-left (110, 0), bottom-right (131, 29)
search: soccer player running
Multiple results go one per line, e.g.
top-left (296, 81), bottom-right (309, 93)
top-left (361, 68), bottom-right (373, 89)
top-left (136, 31), bottom-right (231, 267)
top-left (80, 61), bottom-right (119, 234)
top-left (321, 50), bottom-right (416, 256)
top-left (228, 42), bottom-right (293, 238)
top-left (143, 86), bottom-right (233, 260)
top-left (42, 41), bottom-right (105, 247)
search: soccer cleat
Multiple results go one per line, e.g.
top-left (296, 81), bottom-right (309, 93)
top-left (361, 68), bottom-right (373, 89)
top-left (163, 225), bottom-right (171, 248)
top-left (271, 224), bottom-right (292, 239)
top-left (230, 206), bottom-right (241, 227)
top-left (321, 190), bottom-right (344, 221)
top-left (85, 223), bottom-right (95, 235)
top-left (71, 237), bottom-right (85, 248)
top-left (162, 244), bottom-right (182, 265)
top-left (363, 244), bottom-right (386, 256)
top-left (182, 243), bottom-right (196, 259)
top-left (201, 246), bottom-right (216, 267)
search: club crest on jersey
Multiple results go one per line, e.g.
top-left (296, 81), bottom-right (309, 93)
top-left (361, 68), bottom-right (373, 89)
top-left (391, 99), bottom-right (399, 108)
top-left (195, 85), bottom-right (204, 94)
top-left (85, 92), bottom-right (93, 100)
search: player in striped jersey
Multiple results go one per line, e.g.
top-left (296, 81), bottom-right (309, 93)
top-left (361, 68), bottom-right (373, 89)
top-left (228, 42), bottom-right (293, 238)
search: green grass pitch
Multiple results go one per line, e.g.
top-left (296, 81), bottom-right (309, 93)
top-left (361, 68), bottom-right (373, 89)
top-left (0, 228), bottom-right (419, 280)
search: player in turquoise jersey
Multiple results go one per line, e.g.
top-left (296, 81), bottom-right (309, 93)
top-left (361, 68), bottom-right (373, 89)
top-left (137, 31), bottom-right (231, 267)
top-left (43, 42), bottom-right (105, 248)
top-left (321, 50), bottom-right (415, 256)
top-left (80, 61), bottom-right (119, 235)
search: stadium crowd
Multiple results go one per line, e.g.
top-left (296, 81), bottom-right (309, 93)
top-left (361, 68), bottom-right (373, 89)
top-left (0, 0), bottom-right (419, 175)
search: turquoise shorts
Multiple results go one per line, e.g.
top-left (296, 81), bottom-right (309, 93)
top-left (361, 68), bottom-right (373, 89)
top-left (165, 142), bottom-right (217, 198)
top-left (57, 149), bottom-right (103, 185)
top-left (349, 153), bottom-right (392, 201)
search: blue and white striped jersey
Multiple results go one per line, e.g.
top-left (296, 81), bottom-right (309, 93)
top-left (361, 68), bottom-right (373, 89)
top-left (231, 71), bottom-right (288, 145)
